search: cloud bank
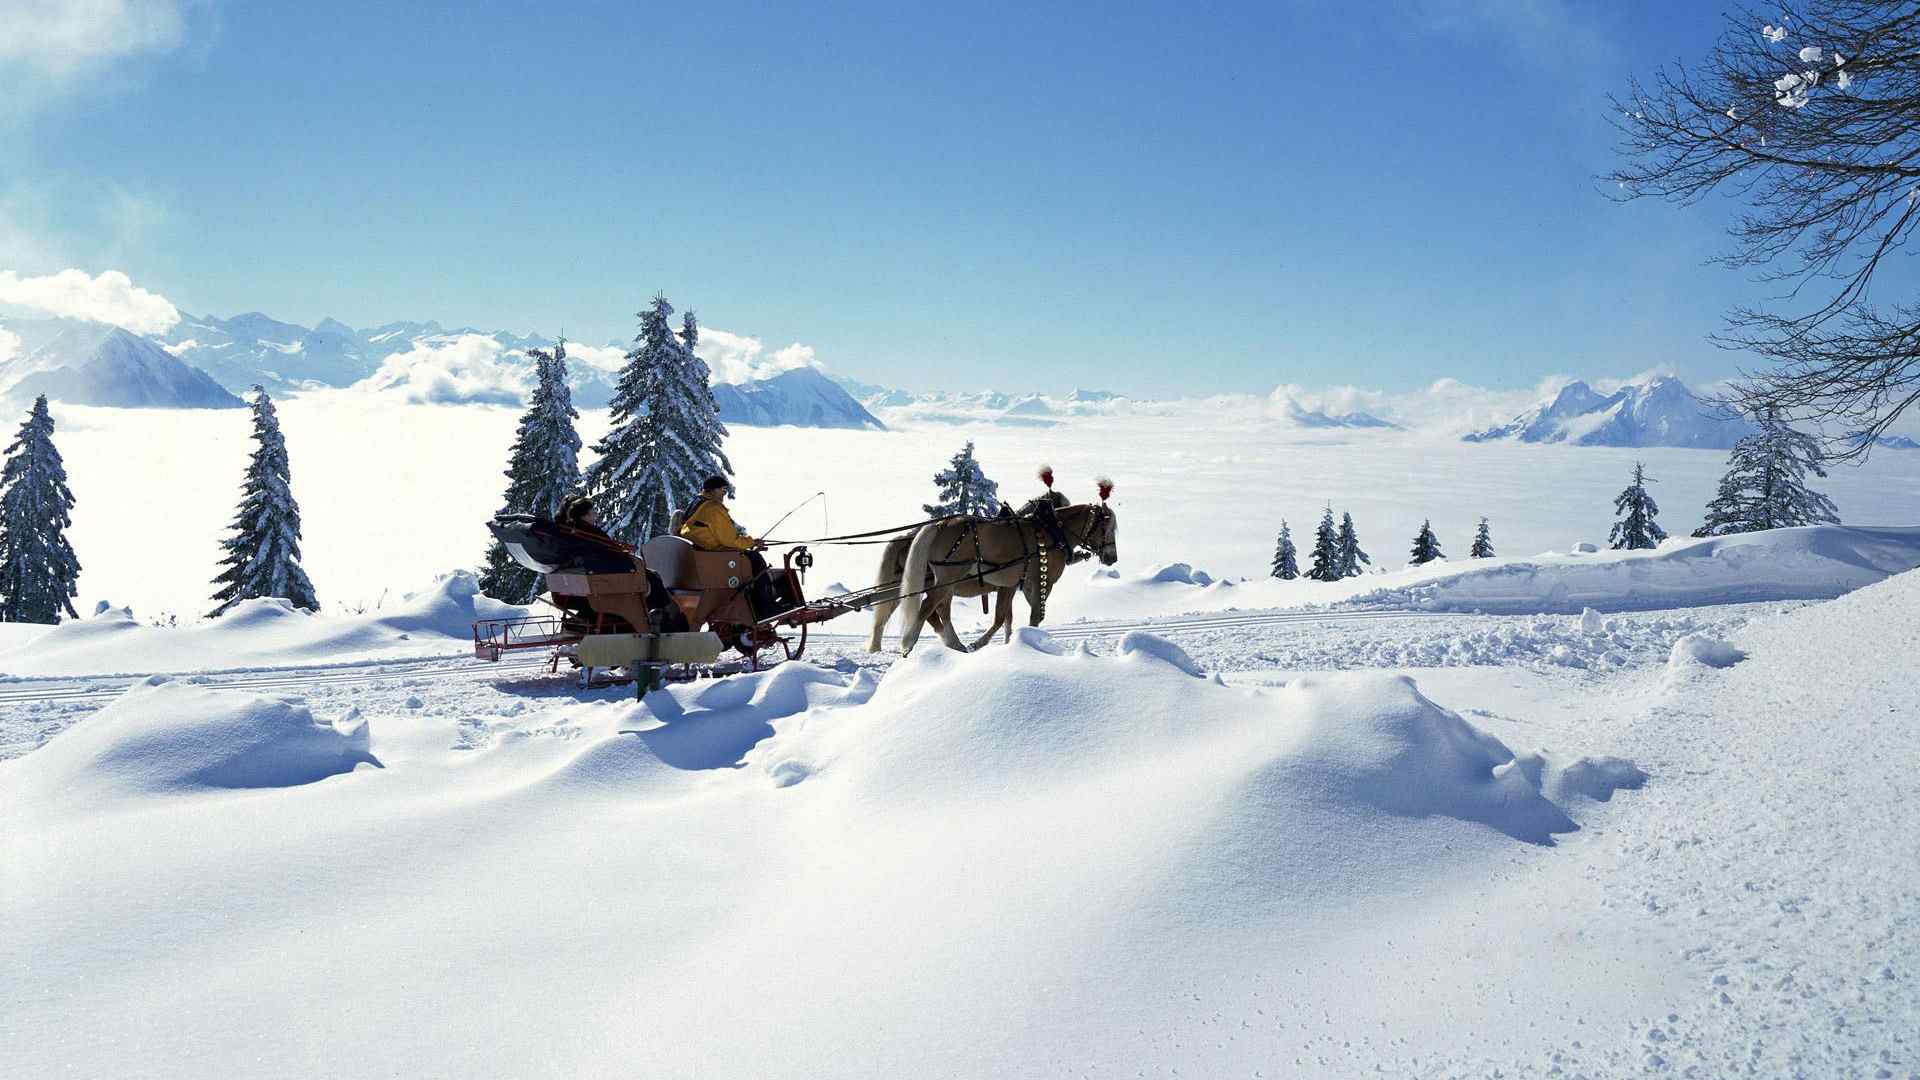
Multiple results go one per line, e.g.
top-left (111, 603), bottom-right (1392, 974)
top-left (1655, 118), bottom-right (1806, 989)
top-left (0, 268), bottom-right (181, 333)
top-left (353, 334), bottom-right (530, 406)
top-left (696, 328), bottom-right (819, 385)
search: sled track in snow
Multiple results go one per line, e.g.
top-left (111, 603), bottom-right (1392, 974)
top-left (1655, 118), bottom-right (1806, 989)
top-left (0, 608), bottom-right (1454, 709)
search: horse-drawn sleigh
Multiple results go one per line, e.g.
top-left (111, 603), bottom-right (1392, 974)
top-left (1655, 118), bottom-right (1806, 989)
top-left (471, 476), bottom-right (1119, 692)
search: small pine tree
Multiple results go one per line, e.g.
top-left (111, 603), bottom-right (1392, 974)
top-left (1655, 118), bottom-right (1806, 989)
top-left (480, 341), bottom-right (584, 602)
top-left (1335, 511), bottom-right (1372, 577)
top-left (1271, 520), bottom-right (1299, 580)
top-left (583, 296), bottom-right (733, 545)
top-left (1469, 517), bottom-right (1495, 558)
top-left (923, 440), bottom-right (1001, 517)
top-left (210, 386), bottom-right (318, 616)
top-left (1695, 414), bottom-right (1840, 536)
top-left (1306, 505), bottom-right (1341, 582)
top-left (0, 396), bottom-right (80, 623)
top-left (1609, 462), bottom-right (1668, 551)
top-left (1409, 519), bottom-right (1443, 565)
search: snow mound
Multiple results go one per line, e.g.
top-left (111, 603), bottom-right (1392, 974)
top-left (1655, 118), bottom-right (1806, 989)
top-left (1145, 562), bottom-right (1214, 585)
top-left (1116, 630), bottom-right (1205, 676)
top-left (0, 571), bottom-right (531, 678)
top-left (9, 680), bottom-right (374, 809)
top-left (763, 628), bottom-right (1636, 856)
top-left (1667, 632), bottom-right (1746, 671)
top-left (1352, 525), bottom-right (1920, 614)
top-left (371, 570), bottom-right (522, 636)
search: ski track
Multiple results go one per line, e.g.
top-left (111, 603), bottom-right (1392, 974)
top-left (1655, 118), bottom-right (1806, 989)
top-left (0, 603), bottom-right (1780, 762)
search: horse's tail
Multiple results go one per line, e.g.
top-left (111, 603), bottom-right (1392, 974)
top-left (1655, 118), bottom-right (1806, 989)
top-left (865, 536), bottom-right (908, 651)
top-left (896, 521), bottom-right (944, 654)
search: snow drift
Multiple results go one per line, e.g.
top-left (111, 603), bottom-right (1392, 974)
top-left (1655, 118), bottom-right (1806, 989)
top-left (0, 571), bottom-right (524, 678)
top-left (0, 627), bottom-right (1642, 1078)
top-left (1349, 525), bottom-right (1920, 614)
top-left (10, 679), bottom-right (373, 810)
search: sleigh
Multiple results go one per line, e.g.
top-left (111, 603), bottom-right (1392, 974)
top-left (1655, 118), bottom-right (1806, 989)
top-left (472, 514), bottom-right (878, 690)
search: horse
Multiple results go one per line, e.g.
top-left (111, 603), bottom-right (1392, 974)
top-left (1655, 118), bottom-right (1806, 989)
top-left (895, 495), bottom-right (1119, 655)
top-left (864, 532), bottom-right (1025, 653)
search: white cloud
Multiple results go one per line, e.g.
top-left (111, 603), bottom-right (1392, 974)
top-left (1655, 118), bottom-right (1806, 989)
top-left (353, 334), bottom-right (530, 406)
top-left (0, 325), bottom-right (20, 366)
top-left (0, 268), bottom-right (180, 332)
top-left (0, 0), bottom-right (189, 75)
top-left (696, 327), bottom-right (820, 385)
top-left (556, 340), bottom-right (626, 375)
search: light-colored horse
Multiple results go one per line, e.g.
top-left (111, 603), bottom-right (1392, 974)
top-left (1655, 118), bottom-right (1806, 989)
top-left (895, 501), bottom-right (1119, 655)
top-left (865, 532), bottom-right (1025, 653)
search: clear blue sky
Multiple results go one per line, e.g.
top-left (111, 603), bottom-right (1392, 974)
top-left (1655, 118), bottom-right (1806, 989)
top-left (5, 1), bottom-right (1812, 395)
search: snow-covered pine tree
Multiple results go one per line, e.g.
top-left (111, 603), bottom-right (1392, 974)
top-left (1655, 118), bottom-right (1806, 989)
top-left (1608, 462), bottom-right (1668, 550)
top-left (0, 395), bottom-right (80, 623)
top-left (1469, 517), bottom-right (1495, 558)
top-left (1409, 519), bottom-right (1443, 565)
top-left (1694, 414), bottom-right (1841, 536)
top-left (923, 440), bottom-right (1001, 517)
top-left (583, 296), bottom-right (733, 545)
top-left (479, 340), bottom-right (584, 602)
top-left (1270, 520), bottom-right (1299, 580)
top-left (1306, 505), bottom-right (1341, 582)
top-left (209, 386), bottom-right (318, 616)
top-left (1335, 511), bottom-right (1372, 577)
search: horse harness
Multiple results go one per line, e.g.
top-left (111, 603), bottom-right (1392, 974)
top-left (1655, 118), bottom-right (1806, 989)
top-left (925, 503), bottom-right (1112, 623)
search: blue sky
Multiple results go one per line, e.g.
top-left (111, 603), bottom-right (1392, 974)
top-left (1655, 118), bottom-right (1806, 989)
top-left (0, 1), bottom-right (1812, 396)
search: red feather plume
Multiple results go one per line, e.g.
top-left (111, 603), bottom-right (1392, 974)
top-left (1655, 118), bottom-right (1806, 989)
top-left (1038, 464), bottom-right (1054, 489)
top-left (1096, 476), bottom-right (1114, 501)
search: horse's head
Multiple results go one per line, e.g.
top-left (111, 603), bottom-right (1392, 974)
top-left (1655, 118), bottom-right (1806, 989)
top-left (1079, 479), bottom-right (1119, 566)
top-left (1091, 503), bottom-right (1119, 565)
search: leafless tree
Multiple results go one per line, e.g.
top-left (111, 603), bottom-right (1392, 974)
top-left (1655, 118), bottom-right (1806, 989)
top-left (1607, 2), bottom-right (1920, 457)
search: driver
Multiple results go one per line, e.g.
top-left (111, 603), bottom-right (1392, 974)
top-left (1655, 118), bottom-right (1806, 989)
top-left (679, 475), bottom-right (781, 617)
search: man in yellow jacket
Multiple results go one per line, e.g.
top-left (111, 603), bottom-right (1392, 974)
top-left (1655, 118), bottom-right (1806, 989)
top-left (679, 475), bottom-right (761, 552)
top-left (679, 475), bottom-right (780, 617)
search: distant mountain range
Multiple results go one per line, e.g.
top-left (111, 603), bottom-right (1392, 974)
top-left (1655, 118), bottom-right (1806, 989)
top-left (0, 310), bottom-right (880, 425)
top-left (1269, 395), bottom-right (1398, 430)
top-left (0, 318), bottom-right (242, 409)
top-left (1464, 376), bottom-right (1753, 449)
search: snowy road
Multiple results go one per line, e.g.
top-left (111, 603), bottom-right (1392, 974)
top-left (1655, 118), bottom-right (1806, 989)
top-left (0, 607), bottom-right (1453, 710)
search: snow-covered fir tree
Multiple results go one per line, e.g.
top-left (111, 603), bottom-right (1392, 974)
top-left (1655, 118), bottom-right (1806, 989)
top-left (583, 296), bottom-right (732, 545)
top-left (1335, 511), bottom-right (1371, 577)
top-left (1695, 414), bottom-right (1840, 536)
top-left (1608, 462), bottom-right (1667, 551)
top-left (1409, 519), bottom-right (1443, 565)
top-left (923, 440), bottom-right (1001, 517)
top-left (0, 396), bottom-right (80, 623)
top-left (1270, 520), bottom-right (1299, 580)
top-left (479, 340), bottom-right (584, 602)
top-left (209, 386), bottom-right (318, 616)
top-left (1306, 506), bottom-right (1341, 582)
top-left (1469, 517), bottom-right (1495, 558)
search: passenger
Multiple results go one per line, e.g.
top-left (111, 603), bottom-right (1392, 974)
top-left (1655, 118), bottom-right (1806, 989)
top-left (679, 475), bottom-right (781, 617)
top-left (555, 495), bottom-right (628, 554)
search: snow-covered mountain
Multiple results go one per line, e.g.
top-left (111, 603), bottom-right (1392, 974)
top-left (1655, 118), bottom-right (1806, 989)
top-left (710, 367), bottom-right (884, 430)
top-left (1270, 395), bottom-right (1398, 430)
top-left (0, 319), bottom-right (242, 409)
top-left (1464, 376), bottom-right (1753, 448)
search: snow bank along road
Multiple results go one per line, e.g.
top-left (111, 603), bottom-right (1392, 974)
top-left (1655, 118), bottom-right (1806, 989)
top-left (0, 608), bottom-right (1452, 728)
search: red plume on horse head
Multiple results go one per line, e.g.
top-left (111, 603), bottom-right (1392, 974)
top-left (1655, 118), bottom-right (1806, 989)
top-left (1096, 476), bottom-right (1114, 502)
top-left (1038, 464), bottom-right (1054, 490)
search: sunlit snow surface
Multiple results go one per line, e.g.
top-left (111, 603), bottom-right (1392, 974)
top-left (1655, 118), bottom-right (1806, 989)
top-left (42, 393), bottom-right (1920, 620)
top-left (3, 395), bottom-right (1919, 1077)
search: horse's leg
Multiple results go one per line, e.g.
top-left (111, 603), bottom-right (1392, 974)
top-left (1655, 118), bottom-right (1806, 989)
top-left (866, 594), bottom-right (897, 652)
top-left (1002, 586), bottom-right (1018, 643)
top-left (931, 587), bottom-right (970, 652)
top-left (967, 589), bottom-right (1008, 651)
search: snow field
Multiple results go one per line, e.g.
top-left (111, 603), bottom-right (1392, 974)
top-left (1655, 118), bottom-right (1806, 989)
top-left (3, 622), bottom-right (1646, 1078)
top-left (42, 396), bottom-right (1920, 622)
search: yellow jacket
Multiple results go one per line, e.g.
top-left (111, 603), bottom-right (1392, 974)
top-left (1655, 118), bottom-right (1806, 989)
top-left (678, 494), bottom-right (757, 552)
